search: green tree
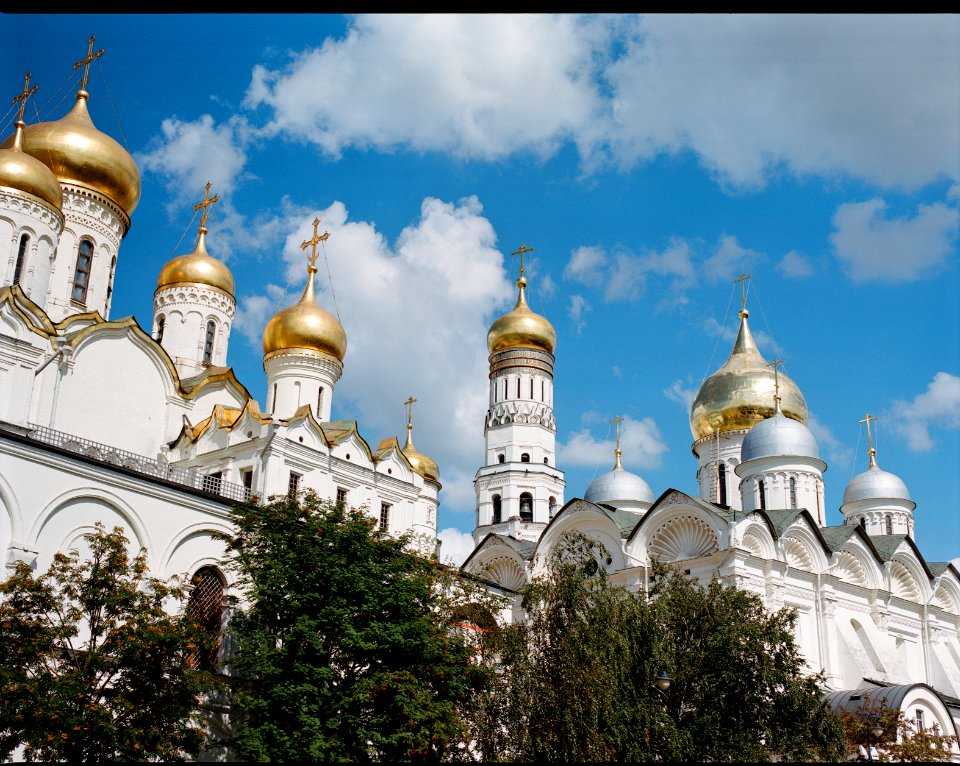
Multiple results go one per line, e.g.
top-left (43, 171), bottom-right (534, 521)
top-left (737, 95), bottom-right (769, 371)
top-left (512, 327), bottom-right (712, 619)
top-left (839, 693), bottom-right (958, 761)
top-left (217, 490), bottom-right (495, 762)
top-left (0, 523), bottom-right (218, 762)
top-left (471, 532), bottom-right (845, 762)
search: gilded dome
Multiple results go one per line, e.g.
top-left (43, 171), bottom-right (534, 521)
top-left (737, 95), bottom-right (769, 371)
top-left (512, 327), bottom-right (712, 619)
top-left (262, 266), bottom-right (347, 362)
top-left (690, 309), bottom-right (807, 441)
top-left (156, 228), bottom-right (235, 296)
top-left (3, 90), bottom-right (140, 218)
top-left (403, 431), bottom-right (440, 483)
top-left (487, 276), bottom-right (556, 354)
top-left (0, 121), bottom-right (63, 210)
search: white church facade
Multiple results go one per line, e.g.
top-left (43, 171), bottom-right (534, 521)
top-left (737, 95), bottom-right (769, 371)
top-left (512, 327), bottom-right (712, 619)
top-left (1, 40), bottom-right (959, 759)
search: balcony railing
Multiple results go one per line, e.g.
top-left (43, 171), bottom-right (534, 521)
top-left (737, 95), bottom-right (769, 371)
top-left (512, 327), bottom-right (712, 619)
top-left (24, 423), bottom-right (250, 503)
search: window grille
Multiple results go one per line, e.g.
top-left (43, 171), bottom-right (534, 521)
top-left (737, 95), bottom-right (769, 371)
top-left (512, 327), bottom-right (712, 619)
top-left (187, 566), bottom-right (224, 671)
top-left (789, 477), bottom-right (797, 509)
top-left (72, 240), bottom-right (93, 303)
top-left (13, 234), bottom-right (28, 284)
top-left (203, 321), bottom-right (215, 364)
top-left (202, 471), bottom-right (222, 494)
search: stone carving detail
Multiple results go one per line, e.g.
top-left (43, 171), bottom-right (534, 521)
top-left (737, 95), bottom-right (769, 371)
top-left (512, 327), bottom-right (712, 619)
top-left (872, 609), bottom-right (890, 632)
top-left (476, 555), bottom-right (527, 592)
top-left (486, 401), bottom-right (555, 430)
top-left (659, 490), bottom-right (688, 507)
top-left (648, 515), bottom-right (718, 562)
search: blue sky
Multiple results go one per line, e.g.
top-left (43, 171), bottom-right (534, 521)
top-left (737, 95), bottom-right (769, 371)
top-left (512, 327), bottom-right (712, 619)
top-left (4, 14), bottom-right (958, 567)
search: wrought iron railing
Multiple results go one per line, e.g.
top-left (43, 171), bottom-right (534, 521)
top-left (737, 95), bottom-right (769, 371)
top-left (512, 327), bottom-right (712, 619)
top-left (24, 423), bottom-right (250, 503)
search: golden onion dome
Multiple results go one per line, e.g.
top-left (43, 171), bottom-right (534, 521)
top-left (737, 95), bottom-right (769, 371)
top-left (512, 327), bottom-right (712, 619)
top-left (156, 226), bottom-right (235, 296)
top-left (487, 275), bottom-right (556, 354)
top-left (262, 264), bottom-right (347, 362)
top-left (403, 427), bottom-right (439, 483)
top-left (690, 308), bottom-right (808, 441)
top-left (3, 90), bottom-right (141, 218)
top-left (0, 120), bottom-right (63, 210)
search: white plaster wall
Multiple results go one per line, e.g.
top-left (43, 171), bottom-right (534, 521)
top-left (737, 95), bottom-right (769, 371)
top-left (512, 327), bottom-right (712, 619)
top-left (154, 285), bottom-right (235, 378)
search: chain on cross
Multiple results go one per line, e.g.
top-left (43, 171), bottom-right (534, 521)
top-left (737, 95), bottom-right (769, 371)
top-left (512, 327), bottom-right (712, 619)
top-left (74, 34), bottom-right (104, 92)
top-left (12, 72), bottom-right (37, 123)
top-left (300, 218), bottom-right (330, 270)
top-left (512, 243), bottom-right (535, 279)
top-left (193, 182), bottom-right (219, 230)
top-left (767, 358), bottom-right (784, 404)
top-left (734, 273), bottom-right (751, 311)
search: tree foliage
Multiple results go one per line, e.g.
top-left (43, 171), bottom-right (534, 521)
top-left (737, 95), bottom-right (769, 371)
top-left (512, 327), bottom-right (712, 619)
top-left (839, 693), bottom-right (958, 762)
top-left (218, 491), bottom-right (496, 762)
top-left (471, 532), bottom-right (845, 762)
top-left (0, 523), bottom-right (218, 762)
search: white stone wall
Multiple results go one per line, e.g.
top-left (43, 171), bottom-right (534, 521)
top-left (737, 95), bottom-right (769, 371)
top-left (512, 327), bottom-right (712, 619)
top-left (154, 284), bottom-right (235, 379)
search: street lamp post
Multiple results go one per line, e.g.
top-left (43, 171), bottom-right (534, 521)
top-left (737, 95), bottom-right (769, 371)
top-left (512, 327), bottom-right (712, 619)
top-left (866, 714), bottom-right (885, 762)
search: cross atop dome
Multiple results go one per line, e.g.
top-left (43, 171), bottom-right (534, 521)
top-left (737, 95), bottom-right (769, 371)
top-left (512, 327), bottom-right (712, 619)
top-left (12, 72), bottom-right (37, 123)
top-left (301, 218), bottom-right (330, 271)
top-left (74, 34), bottom-right (104, 93)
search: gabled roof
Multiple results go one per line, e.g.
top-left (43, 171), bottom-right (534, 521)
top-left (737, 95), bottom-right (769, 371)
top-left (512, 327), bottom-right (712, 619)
top-left (373, 435), bottom-right (418, 473)
top-left (319, 419), bottom-right (374, 461)
top-left (461, 532), bottom-right (536, 572)
top-left (749, 507), bottom-right (834, 558)
top-left (869, 534), bottom-right (934, 579)
top-left (0, 285), bottom-right (57, 337)
top-left (626, 488), bottom-right (735, 543)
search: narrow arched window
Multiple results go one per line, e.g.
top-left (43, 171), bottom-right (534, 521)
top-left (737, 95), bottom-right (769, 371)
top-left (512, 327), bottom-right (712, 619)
top-left (758, 480), bottom-right (766, 511)
top-left (497, 454), bottom-right (505, 464)
top-left (541, 379), bottom-right (545, 401)
top-left (71, 239), bottom-right (93, 303)
top-left (503, 379), bottom-right (507, 400)
top-left (519, 492), bottom-right (533, 522)
top-left (203, 320), bottom-right (216, 364)
top-left (13, 234), bottom-right (29, 285)
top-left (885, 514), bottom-right (893, 535)
top-left (859, 516), bottom-right (866, 529)
top-left (317, 387), bottom-right (324, 418)
top-left (520, 453), bottom-right (530, 463)
top-left (492, 494), bottom-right (502, 524)
top-left (516, 377), bottom-right (520, 398)
top-left (549, 496), bottom-right (557, 516)
top-left (106, 256), bottom-right (116, 305)
top-left (187, 566), bottom-right (225, 671)
top-left (155, 314), bottom-right (165, 343)
top-left (530, 378), bottom-right (534, 399)
top-left (717, 463), bottom-right (727, 506)
top-left (789, 477), bottom-right (797, 509)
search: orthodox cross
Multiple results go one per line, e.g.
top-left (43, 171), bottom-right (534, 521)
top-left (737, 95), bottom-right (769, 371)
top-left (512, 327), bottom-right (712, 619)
top-left (74, 34), bottom-right (104, 92)
top-left (404, 395), bottom-right (417, 431)
top-left (12, 72), bottom-right (37, 122)
top-left (734, 273), bottom-right (751, 311)
top-left (859, 413), bottom-right (879, 464)
top-left (300, 218), bottom-right (330, 269)
top-left (512, 243), bottom-right (534, 279)
top-left (193, 182), bottom-right (219, 230)
top-left (611, 415), bottom-right (624, 468)
top-left (767, 358), bottom-right (784, 403)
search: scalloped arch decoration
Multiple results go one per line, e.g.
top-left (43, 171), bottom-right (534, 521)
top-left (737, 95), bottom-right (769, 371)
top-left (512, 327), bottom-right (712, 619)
top-left (480, 556), bottom-right (527, 592)
top-left (784, 537), bottom-right (814, 570)
top-left (648, 515), bottom-right (718, 562)
top-left (833, 551), bottom-right (868, 587)
top-left (742, 532), bottom-right (765, 558)
top-left (890, 560), bottom-right (920, 601)
top-left (934, 585), bottom-right (959, 615)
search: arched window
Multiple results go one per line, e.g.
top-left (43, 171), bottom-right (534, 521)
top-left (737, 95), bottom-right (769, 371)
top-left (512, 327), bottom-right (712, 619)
top-left (549, 496), bottom-right (557, 516)
top-left (492, 494), bottom-right (502, 524)
top-left (885, 514), bottom-right (893, 535)
top-left (789, 477), bottom-right (797, 509)
top-left (859, 516), bottom-right (866, 529)
top-left (317, 387), bottom-right (324, 417)
top-left (497, 454), bottom-right (505, 464)
top-left (529, 378), bottom-right (534, 399)
top-left (516, 377), bottom-right (520, 399)
top-left (187, 566), bottom-right (225, 671)
top-left (519, 492), bottom-right (533, 522)
top-left (155, 314), bottom-right (165, 343)
top-left (758, 480), bottom-right (766, 511)
top-left (203, 320), bottom-right (216, 364)
top-left (717, 463), bottom-right (727, 506)
top-left (13, 233), bottom-right (28, 285)
top-left (105, 256), bottom-right (117, 304)
top-left (71, 239), bottom-right (94, 303)
top-left (520, 453), bottom-right (530, 463)
top-left (543, 457), bottom-right (549, 465)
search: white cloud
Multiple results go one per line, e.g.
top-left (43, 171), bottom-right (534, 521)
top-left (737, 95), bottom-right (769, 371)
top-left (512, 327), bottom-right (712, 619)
top-left (437, 527), bottom-right (477, 567)
top-left (601, 14), bottom-right (960, 189)
top-left (830, 198), bottom-right (959, 282)
top-left (137, 114), bottom-right (252, 204)
top-left (665, 377), bottom-right (698, 412)
top-left (240, 15), bottom-right (959, 191)
top-left (569, 294), bottom-right (592, 332)
top-left (703, 235), bottom-right (766, 284)
top-left (777, 250), bottom-right (815, 279)
top-left (564, 245), bottom-right (608, 287)
top-left (807, 413), bottom-right (856, 474)
top-left (559, 415), bottom-right (668, 470)
top-left (245, 14), bottom-right (606, 161)
top-left (885, 372), bottom-right (960, 452)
